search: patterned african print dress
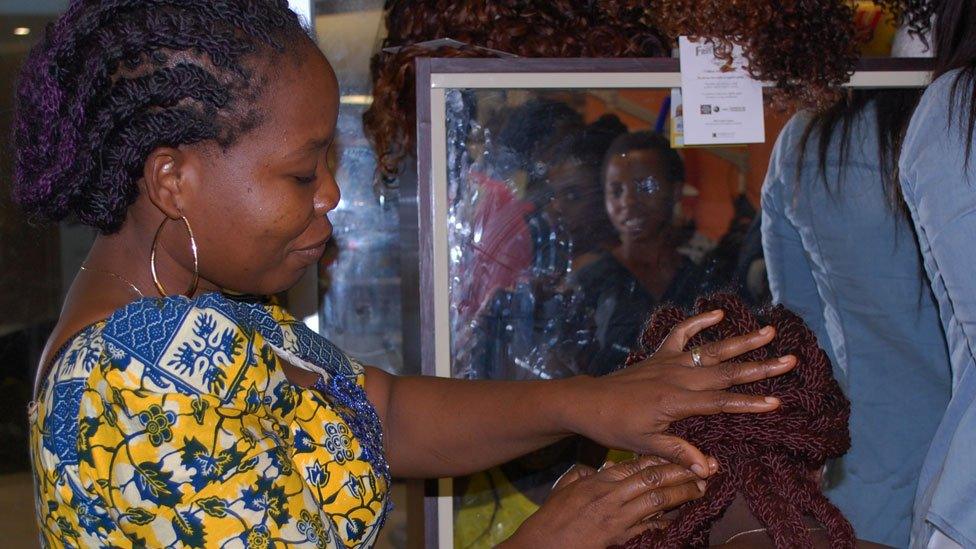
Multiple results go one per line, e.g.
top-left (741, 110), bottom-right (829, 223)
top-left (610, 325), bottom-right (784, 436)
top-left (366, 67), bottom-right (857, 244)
top-left (29, 293), bottom-right (390, 548)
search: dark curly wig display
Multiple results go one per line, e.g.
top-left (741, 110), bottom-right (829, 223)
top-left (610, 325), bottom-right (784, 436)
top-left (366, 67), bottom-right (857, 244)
top-left (619, 293), bottom-right (855, 549)
top-left (12, 0), bottom-right (310, 233)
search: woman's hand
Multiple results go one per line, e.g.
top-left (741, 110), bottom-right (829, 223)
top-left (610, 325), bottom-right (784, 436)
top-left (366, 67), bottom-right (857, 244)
top-left (500, 457), bottom-right (705, 549)
top-left (560, 310), bottom-right (796, 476)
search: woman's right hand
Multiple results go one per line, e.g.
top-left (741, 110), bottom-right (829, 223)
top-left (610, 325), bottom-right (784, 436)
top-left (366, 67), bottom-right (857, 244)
top-left (500, 456), bottom-right (708, 549)
top-left (560, 309), bottom-right (795, 476)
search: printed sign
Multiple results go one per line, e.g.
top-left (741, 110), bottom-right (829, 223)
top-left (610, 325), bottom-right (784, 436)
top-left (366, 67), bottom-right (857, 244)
top-left (678, 36), bottom-right (765, 145)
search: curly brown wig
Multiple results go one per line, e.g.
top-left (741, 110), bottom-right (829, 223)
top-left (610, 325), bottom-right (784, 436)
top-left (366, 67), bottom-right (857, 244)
top-left (650, 0), bottom-right (860, 107)
top-left (617, 293), bottom-right (854, 548)
top-left (365, 0), bottom-right (937, 183)
top-left (364, 0), bottom-right (668, 185)
top-left (649, 0), bottom-right (937, 107)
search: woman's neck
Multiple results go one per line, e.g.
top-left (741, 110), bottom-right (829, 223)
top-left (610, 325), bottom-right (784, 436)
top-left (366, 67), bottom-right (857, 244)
top-left (86, 217), bottom-right (220, 298)
top-left (707, 495), bottom-right (825, 547)
top-left (617, 230), bottom-right (671, 265)
top-left (707, 495), bottom-right (763, 545)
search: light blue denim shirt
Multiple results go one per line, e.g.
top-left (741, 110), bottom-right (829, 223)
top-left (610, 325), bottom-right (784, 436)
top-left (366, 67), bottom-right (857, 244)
top-left (900, 69), bottom-right (976, 548)
top-left (763, 105), bottom-right (952, 547)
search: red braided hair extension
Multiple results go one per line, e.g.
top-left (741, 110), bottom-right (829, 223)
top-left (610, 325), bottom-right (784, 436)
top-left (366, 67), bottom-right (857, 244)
top-left (617, 293), bottom-right (855, 548)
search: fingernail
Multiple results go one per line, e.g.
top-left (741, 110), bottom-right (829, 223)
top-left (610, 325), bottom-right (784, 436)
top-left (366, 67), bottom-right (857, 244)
top-left (696, 480), bottom-right (707, 492)
top-left (691, 463), bottom-right (706, 477)
top-left (710, 309), bottom-right (723, 317)
top-left (760, 326), bottom-right (774, 336)
top-left (708, 457), bottom-right (719, 472)
top-left (764, 396), bottom-right (781, 405)
top-left (778, 355), bottom-right (794, 365)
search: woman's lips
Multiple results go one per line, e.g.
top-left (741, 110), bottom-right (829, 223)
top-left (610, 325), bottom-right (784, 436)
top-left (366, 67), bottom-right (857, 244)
top-left (622, 217), bottom-right (647, 230)
top-left (292, 234), bottom-right (331, 263)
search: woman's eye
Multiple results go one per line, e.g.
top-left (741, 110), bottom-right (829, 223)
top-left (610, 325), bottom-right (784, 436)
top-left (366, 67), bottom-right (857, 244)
top-left (294, 173), bottom-right (317, 186)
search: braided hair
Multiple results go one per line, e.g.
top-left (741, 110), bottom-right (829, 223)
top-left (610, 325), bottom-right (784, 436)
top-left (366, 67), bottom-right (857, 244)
top-left (12, 0), bottom-right (310, 234)
top-left (619, 293), bottom-right (854, 549)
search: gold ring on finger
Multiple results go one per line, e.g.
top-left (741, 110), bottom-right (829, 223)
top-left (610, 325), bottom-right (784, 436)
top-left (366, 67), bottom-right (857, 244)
top-left (690, 346), bottom-right (704, 367)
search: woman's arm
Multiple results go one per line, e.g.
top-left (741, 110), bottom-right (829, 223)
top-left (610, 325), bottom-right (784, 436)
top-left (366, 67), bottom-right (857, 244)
top-left (366, 368), bottom-right (577, 478)
top-left (366, 311), bottom-right (795, 479)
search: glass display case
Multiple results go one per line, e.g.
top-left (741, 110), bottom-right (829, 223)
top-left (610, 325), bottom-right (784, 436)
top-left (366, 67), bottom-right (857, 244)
top-left (401, 57), bottom-right (931, 548)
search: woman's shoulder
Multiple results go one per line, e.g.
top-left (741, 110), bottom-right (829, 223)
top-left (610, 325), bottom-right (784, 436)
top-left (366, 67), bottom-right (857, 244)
top-left (40, 320), bottom-right (110, 398)
top-left (94, 293), bottom-right (255, 395)
top-left (923, 68), bottom-right (969, 105)
top-left (42, 292), bottom-right (338, 398)
top-left (101, 293), bottom-right (364, 393)
top-left (767, 110), bottom-right (816, 168)
top-left (908, 69), bottom-right (971, 137)
top-left (768, 107), bottom-right (879, 183)
top-left (901, 68), bottom-right (975, 180)
top-left (42, 291), bottom-right (365, 404)
top-left (565, 251), bottom-right (629, 302)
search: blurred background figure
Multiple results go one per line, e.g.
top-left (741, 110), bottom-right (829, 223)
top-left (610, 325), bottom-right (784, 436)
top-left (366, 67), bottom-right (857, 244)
top-left (545, 114), bottom-right (628, 271)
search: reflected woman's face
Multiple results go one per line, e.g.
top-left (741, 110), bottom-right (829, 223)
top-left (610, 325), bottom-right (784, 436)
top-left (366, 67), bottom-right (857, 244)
top-left (603, 149), bottom-right (678, 239)
top-left (547, 160), bottom-right (605, 240)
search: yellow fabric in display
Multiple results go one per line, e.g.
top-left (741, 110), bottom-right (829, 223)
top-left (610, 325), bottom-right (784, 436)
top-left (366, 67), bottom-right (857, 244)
top-left (454, 468), bottom-right (540, 549)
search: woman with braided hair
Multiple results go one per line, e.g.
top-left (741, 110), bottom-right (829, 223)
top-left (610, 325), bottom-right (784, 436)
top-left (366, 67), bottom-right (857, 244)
top-left (602, 294), bottom-right (883, 548)
top-left (15, 2), bottom-right (799, 548)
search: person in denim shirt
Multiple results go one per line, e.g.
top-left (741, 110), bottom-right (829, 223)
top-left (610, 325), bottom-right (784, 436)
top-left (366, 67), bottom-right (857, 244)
top-left (763, 92), bottom-right (951, 546)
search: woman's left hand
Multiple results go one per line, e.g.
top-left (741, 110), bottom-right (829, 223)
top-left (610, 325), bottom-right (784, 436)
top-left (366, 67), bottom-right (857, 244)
top-left (558, 310), bottom-right (796, 477)
top-left (500, 457), bottom-right (703, 549)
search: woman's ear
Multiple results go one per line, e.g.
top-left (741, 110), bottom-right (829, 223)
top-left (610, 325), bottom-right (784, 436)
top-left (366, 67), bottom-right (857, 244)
top-left (142, 147), bottom-right (187, 219)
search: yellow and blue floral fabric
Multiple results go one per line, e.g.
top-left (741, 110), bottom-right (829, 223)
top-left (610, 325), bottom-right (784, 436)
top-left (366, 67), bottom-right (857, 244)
top-left (29, 293), bottom-right (389, 548)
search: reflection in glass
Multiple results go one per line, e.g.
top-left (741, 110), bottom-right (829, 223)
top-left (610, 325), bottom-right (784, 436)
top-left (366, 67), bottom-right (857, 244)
top-left (444, 88), bottom-right (777, 547)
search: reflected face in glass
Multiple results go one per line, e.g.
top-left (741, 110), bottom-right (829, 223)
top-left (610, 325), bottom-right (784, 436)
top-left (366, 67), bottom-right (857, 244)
top-left (547, 159), bottom-right (605, 240)
top-left (604, 150), bottom-right (677, 238)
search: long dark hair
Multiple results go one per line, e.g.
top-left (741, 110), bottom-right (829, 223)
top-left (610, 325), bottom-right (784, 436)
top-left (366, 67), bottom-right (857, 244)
top-left (798, 89), bottom-right (924, 211)
top-left (933, 0), bottom-right (976, 161)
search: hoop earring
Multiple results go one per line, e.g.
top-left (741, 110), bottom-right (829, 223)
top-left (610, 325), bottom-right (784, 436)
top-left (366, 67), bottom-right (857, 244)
top-left (150, 215), bottom-right (200, 298)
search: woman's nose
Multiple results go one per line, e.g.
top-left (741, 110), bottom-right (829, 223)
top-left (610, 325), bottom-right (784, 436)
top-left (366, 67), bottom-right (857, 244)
top-left (314, 171), bottom-right (341, 216)
top-left (620, 183), bottom-right (638, 206)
